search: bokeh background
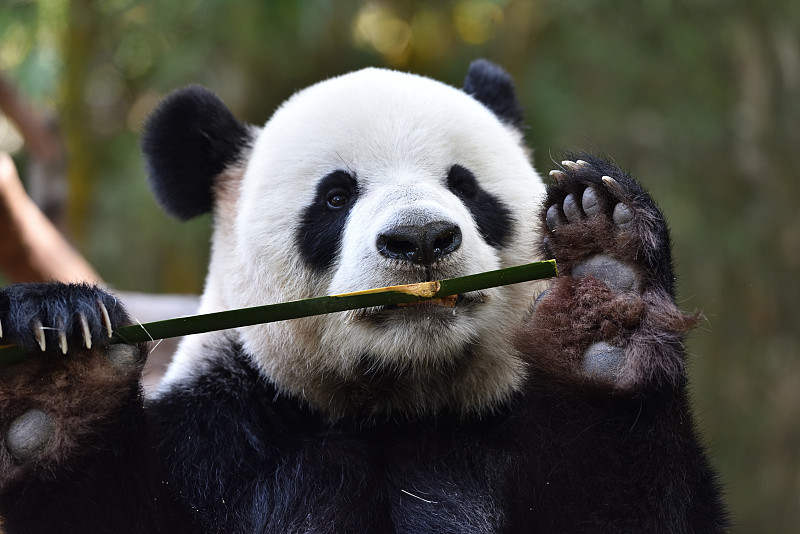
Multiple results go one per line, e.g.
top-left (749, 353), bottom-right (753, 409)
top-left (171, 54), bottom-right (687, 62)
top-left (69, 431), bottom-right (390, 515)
top-left (1, 1), bottom-right (798, 531)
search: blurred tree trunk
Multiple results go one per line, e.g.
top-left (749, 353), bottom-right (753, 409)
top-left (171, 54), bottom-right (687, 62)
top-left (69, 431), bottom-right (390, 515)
top-left (61, 0), bottom-right (98, 246)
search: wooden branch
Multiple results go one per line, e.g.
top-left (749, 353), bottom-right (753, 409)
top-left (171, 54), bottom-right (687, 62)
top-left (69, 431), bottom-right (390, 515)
top-left (0, 152), bottom-right (100, 284)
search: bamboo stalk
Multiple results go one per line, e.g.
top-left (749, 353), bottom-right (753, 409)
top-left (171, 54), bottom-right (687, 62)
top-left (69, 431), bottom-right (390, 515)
top-left (0, 260), bottom-right (556, 364)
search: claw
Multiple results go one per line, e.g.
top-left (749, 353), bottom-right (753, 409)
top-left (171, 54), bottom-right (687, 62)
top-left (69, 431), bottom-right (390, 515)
top-left (57, 318), bottom-right (67, 355)
top-left (561, 160), bottom-right (581, 171)
top-left (601, 175), bottom-right (618, 187)
top-left (97, 300), bottom-right (113, 338)
top-left (0, 317), bottom-right (3, 339)
top-left (79, 312), bottom-right (92, 349)
top-left (59, 330), bottom-right (68, 355)
top-left (575, 159), bottom-right (590, 168)
top-left (33, 319), bottom-right (46, 352)
top-left (548, 170), bottom-right (568, 182)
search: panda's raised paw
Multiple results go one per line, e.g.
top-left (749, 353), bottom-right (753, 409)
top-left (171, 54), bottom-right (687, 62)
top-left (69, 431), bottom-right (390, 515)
top-left (518, 154), bottom-right (695, 392)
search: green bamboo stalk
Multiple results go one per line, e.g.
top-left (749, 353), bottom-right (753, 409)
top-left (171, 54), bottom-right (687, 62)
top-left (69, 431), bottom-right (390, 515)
top-left (0, 260), bottom-right (556, 364)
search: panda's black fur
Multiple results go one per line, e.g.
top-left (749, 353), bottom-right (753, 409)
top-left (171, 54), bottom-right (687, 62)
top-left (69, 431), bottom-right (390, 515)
top-left (0, 60), bottom-right (728, 532)
top-left (445, 164), bottom-right (514, 249)
top-left (298, 170), bottom-right (361, 271)
top-left (141, 85), bottom-right (254, 220)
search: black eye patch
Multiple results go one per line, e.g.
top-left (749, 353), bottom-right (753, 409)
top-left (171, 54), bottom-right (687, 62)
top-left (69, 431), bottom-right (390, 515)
top-left (446, 165), bottom-right (513, 248)
top-left (296, 171), bottom-right (359, 271)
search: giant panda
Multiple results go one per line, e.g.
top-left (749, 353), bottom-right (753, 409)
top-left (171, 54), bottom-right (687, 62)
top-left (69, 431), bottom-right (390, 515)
top-left (0, 60), bottom-right (727, 533)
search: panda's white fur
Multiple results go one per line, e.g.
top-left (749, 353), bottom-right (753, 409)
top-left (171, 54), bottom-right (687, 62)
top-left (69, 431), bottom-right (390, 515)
top-left (157, 68), bottom-right (547, 419)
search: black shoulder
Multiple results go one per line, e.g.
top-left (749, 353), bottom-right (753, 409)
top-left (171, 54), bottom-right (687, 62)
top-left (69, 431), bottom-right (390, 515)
top-left (140, 86), bottom-right (254, 220)
top-left (463, 59), bottom-right (524, 130)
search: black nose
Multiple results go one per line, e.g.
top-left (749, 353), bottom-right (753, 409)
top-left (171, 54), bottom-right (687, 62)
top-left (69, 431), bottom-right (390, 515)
top-left (377, 222), bottom-right (462, 265)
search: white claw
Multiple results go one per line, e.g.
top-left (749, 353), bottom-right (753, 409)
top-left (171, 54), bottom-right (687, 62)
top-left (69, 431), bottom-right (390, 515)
top-left (601, 175), bottom-right (619, 187)
top-left (79, 312), bottom-right (92, 349)
top-left (576, 159), bottom-right (590, 168)
top-left (548, 170), bottom-right (568, 182)
top-left (33, 319), bottom-right (46, 352)
top-left (97, 300), bottom-right (113, 338)
top-left (0, 317), bottom-right (3, 339)
top-left (561, 160), bottom-right (580, 171)
top-left (59, 330), bottom-right (68, 355)
top-left (56, 318), bottom-right (67, 355)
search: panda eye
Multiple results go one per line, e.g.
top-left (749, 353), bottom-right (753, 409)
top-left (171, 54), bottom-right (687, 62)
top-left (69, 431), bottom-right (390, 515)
top-left (447, 165), bottom-right (478, 199)
top-left (326, 189), bottom-right (350, 209)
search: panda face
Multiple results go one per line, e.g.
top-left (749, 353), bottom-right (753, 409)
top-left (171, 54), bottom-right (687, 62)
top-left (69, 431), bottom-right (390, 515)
top-left (161, 67), bottom-right (546, 418)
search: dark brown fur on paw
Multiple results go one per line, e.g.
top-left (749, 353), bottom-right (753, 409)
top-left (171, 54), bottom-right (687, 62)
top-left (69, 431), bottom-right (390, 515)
top-left (516, 276), bottom-right (647, 391)
top-left (0, 343), bottom-right (145, 491)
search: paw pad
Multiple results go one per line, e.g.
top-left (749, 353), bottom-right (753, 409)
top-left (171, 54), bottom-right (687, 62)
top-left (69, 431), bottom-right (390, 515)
top-left (612, 203), bottom-right (634, 229)
top-left (572, 254), bottom-right (641, 293)
top-left (581, 187), bottom-right (602, 217)
top-left (581, 341), bottom-right (625, 383)
top-left (5, 409), bottom-right (55, 461)
top-left (106, 344), bottom-right (141, 370)
top-left (562, 193), bottom-right (581, 222)
top-left (545, 181), bottom-right (634, 233)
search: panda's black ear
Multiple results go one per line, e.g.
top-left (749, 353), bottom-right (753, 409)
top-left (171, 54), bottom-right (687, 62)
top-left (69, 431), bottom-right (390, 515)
top-left (463, 59), bottom-right (524, 130)
top-left (141, 86), bottom-right (253, 220)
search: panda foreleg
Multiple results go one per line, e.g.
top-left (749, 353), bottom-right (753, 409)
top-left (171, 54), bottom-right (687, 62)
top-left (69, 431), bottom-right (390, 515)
top-left (512, 154), bottom-right (728, 531)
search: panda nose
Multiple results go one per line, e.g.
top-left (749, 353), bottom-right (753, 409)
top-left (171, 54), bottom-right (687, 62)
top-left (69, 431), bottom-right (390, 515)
top-left (377, 222), bottom-right (462, 265)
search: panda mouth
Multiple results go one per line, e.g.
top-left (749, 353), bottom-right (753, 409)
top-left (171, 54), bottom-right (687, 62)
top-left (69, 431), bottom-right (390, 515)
top-left (348, 293), bottom-right (483, 321)
top-left (395, 294), bottom-right (458, 308)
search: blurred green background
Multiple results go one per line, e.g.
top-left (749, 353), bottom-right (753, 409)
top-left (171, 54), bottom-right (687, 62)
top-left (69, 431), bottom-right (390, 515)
top-left (1, 0), bottom-right (798, 531)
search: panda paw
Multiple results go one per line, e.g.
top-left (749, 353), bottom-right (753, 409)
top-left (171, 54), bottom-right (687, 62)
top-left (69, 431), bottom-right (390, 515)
top-left (517, 155), bottom-right (698, 392)
top-left (0, 284), bottom-right (144, 487)
top-left (0, 283), bottom-right (131, 355)
top-left (542, 154), bottom-right (675, 294)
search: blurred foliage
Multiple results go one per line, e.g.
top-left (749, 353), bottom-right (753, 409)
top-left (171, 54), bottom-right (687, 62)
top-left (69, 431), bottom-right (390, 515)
top-left (1, 0), bottom-right (799, 531)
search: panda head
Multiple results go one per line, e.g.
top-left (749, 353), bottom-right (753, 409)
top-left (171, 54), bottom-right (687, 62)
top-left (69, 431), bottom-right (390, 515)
top-left (142, 60), bottom-right (547, 420)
